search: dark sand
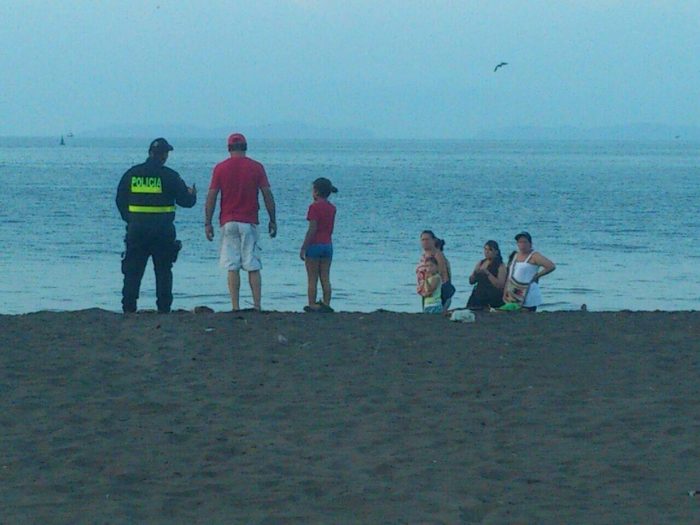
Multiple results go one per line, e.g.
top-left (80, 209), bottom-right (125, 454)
top-left (1, 309), bottom-right (699, 524)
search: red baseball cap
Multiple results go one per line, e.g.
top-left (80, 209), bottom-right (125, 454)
top-left (227, 133), bottom-right (247, 146)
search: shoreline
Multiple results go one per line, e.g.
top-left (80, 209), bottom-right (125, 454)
top-left (2, 306), bottom-right (699, 317)
top-left (2, 310), bottom-right (699, 522)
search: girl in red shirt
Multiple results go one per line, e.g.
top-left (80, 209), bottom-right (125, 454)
top-left (300, 178), bottom-right (338, 313)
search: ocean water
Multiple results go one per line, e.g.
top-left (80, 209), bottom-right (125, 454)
top-left (1, 137), bottom-right (698, 314)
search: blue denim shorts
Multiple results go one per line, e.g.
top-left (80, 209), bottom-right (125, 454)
top-left (423, 304), bottom-right (443, 314)
top-left (305, 243), bottom-right (333, 259)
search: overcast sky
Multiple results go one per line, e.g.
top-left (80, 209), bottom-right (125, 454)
top-left (1, 0), bottom-right (699, 137)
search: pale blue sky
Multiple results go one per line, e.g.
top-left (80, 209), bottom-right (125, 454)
top-left (1, 0), bottom-right (699, 137)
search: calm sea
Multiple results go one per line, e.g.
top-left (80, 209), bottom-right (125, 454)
top-left (1, 137), bottom-right (698, 314)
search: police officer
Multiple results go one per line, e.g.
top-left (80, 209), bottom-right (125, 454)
top-left (116, 138), bottom-right (197, 313)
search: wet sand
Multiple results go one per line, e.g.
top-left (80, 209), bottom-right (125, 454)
top-left (1, 309), bottom-right (699, 523)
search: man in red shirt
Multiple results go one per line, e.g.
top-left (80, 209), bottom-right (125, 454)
top-left (204, 133), bottom-right (277, 311)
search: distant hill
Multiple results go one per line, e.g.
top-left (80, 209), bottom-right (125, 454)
top-left (82, 122), bottom-right (375, 140)
top-left (477, 123), bottom-right (700, 141)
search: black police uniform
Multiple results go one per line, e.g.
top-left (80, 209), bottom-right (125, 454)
top-left (116, 153), bottom-right (196, 313)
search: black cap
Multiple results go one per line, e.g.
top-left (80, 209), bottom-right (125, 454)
top-left (515, 231), bottom-right (532, 243)
top-left (149, 137), bottom-right (174, 153)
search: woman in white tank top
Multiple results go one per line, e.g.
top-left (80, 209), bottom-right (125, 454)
top-left (506, 232), bottom-right (556, 311)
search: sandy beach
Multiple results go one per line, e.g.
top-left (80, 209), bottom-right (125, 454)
top-left (1, 309), bottom-right (699, 523)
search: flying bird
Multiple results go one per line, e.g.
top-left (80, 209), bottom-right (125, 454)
top-left (494, 62), bottom-right (508, 72)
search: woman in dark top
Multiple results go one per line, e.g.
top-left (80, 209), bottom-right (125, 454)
top-left (466, 240), bottom-right (507, 310)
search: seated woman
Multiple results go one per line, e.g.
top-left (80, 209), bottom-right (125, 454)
top-left (466, 240), bottom-right (506, 310)
top-left (501, 232), bottom-right (556, 312)
top-left (416, 230), bottom-right (453, 310)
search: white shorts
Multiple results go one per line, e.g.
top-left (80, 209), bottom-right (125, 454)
top-left (219, 221), bottom-right (262, 272)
